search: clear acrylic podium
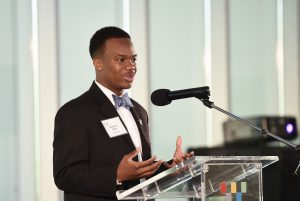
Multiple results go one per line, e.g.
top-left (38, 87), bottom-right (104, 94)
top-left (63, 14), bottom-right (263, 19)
top-left (116, 156), bottom-right (278, 201)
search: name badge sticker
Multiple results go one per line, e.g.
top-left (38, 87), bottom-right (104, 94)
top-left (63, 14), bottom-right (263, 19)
top-left (101, 117), bottom-right (128, 138)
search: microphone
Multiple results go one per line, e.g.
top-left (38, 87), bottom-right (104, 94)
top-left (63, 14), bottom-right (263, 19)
top-left (151, 86), bottom-right (210, 106)
top-left (151, 86), bottom-right (300, 152)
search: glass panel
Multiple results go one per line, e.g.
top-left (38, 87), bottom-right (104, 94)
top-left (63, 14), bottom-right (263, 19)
top-left (116, 156), bottom-right (278, 200)
top-left (0, 0), bottom-right (16, 200)
top-left (0, 0), bottom-right (35, 200)
top-left (148, 0), bottom-right (207, 160)
top-left (228, 0), bottom-right (278, 116)
top-left (57, 0), bottom-right (124, 105)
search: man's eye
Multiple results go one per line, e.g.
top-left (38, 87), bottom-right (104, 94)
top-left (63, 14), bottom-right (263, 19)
top-left (116, 58), bottom-right (125, 62)
top-left (131, 58), bottom-right (137, 63)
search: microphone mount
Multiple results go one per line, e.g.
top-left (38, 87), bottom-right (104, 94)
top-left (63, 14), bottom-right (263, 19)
top-left (200, 99), bottom-right (300, 151)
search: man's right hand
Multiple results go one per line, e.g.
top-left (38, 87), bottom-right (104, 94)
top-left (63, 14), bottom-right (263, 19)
top-left (116, 148), bottom-right (163, 182)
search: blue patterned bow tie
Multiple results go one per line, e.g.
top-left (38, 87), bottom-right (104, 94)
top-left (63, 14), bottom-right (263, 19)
top-left (112, 92), bottom-right (133, 109)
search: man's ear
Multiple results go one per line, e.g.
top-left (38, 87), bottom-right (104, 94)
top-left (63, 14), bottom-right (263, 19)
top-left (93, 57), bottom-right (103, 71)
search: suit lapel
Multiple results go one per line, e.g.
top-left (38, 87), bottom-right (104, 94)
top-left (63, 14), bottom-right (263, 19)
top-left (88, 82), bottom-right (151, 159)
top-left (130, 106), bottom-right (151, 159)
top-left (88, 82), bottom-right (136, 150)
top-left (130, 107), bottom-right (149, 145)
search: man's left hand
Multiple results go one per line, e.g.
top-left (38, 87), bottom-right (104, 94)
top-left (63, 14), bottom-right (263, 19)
top-left (164, 136), bottom-right (194, 168)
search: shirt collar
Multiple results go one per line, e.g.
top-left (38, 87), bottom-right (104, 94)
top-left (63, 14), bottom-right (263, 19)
top-left (94, 80), bottom-right (128, 106)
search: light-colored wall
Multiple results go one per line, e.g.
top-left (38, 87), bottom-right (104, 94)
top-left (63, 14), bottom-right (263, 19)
top-left (16, 0), bottom-right (36, 199)
top-left (148, 0), bottom-right (208, 160)
top-left (0, 0), bottom-right (17, 200)
top-left (0, 0), bottom-right (299, 201)
top-left (229, 0), bottom-right (278, 115)
top-left (58, 0), bottom-right (124, 105)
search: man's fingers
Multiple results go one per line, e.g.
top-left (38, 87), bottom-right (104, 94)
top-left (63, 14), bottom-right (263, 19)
top-left (137, 160), bottom-right (163, 177)
top-left (186, 151), bottom-right (194, 158)
top-left (176, 136), bottom-right (182, 150)
top-left (178, 151), bottom-right (194, 161)
top-left (138, 168), bottom-right (159, 178)
top-left (135, 156), bottom-right (157, 168)
top-left (163, 162), bottom-right (172, 169)
top-left (174, 136), bottom-right (184, 159)
top-left (126, 147), bottom-right (141, 160)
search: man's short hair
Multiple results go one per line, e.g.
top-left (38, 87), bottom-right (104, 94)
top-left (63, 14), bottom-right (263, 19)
top-left (89, 26), bottom-right (131, 59)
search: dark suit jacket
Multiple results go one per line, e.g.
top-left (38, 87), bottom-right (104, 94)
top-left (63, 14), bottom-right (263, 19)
top-left (53, 82), bottom-right (152, 201)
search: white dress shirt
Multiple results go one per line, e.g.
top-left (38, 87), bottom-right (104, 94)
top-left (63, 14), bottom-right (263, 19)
top-left (94, 81), bottom-right (143, 157)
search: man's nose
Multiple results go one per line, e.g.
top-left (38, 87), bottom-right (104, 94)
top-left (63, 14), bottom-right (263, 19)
top-left (126, 64), bottom-right (136, 74)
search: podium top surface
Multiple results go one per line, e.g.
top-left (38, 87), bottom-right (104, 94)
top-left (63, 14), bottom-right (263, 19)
top-left (191, 155), bottom-right (278, 164)
top-left (116, 155), bottom-right (279, 200)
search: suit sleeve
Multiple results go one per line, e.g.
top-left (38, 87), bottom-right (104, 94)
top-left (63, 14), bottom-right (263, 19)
top-left (53, 106), bottom-right (118, 197)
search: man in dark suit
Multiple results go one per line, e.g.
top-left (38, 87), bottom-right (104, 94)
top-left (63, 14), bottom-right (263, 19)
top-left (53, 26), bottom-right (189, 201)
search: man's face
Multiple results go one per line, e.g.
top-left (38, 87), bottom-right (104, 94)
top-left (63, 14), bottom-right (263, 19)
top-left (94, 38), bottom-right (137, 96)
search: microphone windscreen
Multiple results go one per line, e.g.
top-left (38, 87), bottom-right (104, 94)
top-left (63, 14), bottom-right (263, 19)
top-left (151, 89), bottom-right (172, 106)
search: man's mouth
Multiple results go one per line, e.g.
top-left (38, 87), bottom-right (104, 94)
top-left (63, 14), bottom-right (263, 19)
top-left (124, 74), bottom-right (135, 82)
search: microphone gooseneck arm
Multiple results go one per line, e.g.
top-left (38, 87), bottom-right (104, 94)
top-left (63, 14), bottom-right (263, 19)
top-left (201, 99), bottom-right (300, 151)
